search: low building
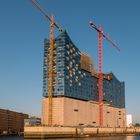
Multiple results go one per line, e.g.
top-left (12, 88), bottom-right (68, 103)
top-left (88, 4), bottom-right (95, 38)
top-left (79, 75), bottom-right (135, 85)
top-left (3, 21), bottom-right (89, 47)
top-left (24, 117), bottom-right (41, 126)
top-left (0, 108), bottom-right (28, 134)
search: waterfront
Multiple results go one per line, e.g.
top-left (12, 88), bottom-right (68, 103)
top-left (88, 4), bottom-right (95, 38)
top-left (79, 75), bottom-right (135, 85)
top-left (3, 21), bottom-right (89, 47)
top-left (1, 136), bottom-right (140, 140)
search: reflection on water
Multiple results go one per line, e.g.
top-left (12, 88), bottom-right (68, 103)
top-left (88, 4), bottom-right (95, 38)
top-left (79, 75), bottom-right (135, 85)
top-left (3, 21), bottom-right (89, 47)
top-left (26, 136), bottom-right (139, 140)
top-left (1, 136), bottom-right (140, 140)
top-left (25, 136), bottom-right (140, 140)
top-left (45, 136), bottom-right (140, 140)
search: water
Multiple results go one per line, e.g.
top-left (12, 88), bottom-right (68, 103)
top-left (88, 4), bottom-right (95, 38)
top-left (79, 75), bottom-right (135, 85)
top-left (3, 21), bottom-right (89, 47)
top-left (1, 136), bottom-right (140, 140)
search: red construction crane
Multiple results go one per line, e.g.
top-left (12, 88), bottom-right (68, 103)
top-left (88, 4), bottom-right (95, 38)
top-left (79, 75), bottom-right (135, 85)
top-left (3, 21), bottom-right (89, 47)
top-left (31, 0), bottom-right (63, 126)
top-left (89, 20), bottom-right (120, 127)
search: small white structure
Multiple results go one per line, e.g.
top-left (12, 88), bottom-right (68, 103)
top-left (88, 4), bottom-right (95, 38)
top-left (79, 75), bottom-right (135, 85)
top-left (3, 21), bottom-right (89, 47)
top-left (24, 117), bottom-right (41, 126)
top-left (126, 114), bottom-right (132, 127)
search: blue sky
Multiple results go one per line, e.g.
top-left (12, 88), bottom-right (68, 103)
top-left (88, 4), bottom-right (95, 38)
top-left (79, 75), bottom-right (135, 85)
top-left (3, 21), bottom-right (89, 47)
top-left (0, 0), bottom-right (140, 123)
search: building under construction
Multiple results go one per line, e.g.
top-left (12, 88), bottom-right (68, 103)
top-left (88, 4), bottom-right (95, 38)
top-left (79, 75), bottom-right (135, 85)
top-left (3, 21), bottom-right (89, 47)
top-left (42, 31), bottom-right (126, 127)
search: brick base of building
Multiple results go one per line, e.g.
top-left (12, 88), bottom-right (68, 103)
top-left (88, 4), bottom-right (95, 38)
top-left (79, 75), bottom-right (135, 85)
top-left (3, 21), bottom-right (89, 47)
top-left (42, 97), bottom-right (126, 127)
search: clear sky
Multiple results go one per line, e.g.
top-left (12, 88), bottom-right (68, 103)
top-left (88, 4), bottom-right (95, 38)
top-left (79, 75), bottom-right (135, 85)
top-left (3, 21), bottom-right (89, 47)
top-left (0, 0), bottom-right (140, 123)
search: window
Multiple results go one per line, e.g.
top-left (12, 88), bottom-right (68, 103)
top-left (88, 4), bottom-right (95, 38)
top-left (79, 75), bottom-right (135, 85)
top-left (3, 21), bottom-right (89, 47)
top-left (66, 57), bottom-right (69, 60)
top-left (66, 75), bottom-right (69, 79)
top-left (72, 59), bottom-right (75, 63)
top-left (78, 82), bottom-right (81, 86)
top-left (58, 53), bottom-right (61, 58)
top-left (58, 47), bottom-right (62, 51)
top-left (67, 51), bottom-right (70, 55)
top-left (57, 70), bottom-right (61, 75)
top-left (58, 62), bottom-right (61, 66)
top-left (66, 44), bottom-right (69, 49)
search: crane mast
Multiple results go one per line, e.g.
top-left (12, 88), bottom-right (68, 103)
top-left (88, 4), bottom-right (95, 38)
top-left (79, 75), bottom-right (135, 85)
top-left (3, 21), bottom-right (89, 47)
top-left (47, 18), bottom-right (54, 126)
top-left (89, 20), bottom-right (120, 127)
top-left (31, 0), bottom-right (63, 126)
top-left (98, 26), bottom-right (103, 127)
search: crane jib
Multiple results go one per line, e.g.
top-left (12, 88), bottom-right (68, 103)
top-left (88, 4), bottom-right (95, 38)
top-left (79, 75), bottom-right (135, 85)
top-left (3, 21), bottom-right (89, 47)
top-left (31, 0), bottom-right (63, 31)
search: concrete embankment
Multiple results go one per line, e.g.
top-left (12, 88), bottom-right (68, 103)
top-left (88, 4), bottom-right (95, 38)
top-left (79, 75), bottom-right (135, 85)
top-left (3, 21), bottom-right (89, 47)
top-left (24, 126), bottom-right (140, 139)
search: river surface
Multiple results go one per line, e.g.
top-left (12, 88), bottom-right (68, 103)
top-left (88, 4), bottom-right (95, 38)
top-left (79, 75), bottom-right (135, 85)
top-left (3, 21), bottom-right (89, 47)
top-left (1, 136), bottom-right (140, 140)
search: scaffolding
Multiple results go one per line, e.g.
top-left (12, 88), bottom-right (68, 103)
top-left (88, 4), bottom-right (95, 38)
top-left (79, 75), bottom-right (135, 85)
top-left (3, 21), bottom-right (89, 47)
top-left (80, 53), bottom-right (96, 73)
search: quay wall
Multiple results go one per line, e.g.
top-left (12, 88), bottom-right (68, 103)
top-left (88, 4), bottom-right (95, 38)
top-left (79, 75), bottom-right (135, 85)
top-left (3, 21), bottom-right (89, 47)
top-left (24, 126), bottom-right (140, 139)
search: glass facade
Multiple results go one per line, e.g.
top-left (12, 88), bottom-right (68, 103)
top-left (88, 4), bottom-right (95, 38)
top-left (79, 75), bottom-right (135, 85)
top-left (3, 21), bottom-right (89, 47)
top-left (43, 31), bottom-right (125, 108)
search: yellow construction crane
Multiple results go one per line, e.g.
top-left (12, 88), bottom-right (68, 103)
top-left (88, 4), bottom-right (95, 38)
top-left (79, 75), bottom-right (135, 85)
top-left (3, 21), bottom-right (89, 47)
top-left (31, 0), bottom-right (63, 126)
